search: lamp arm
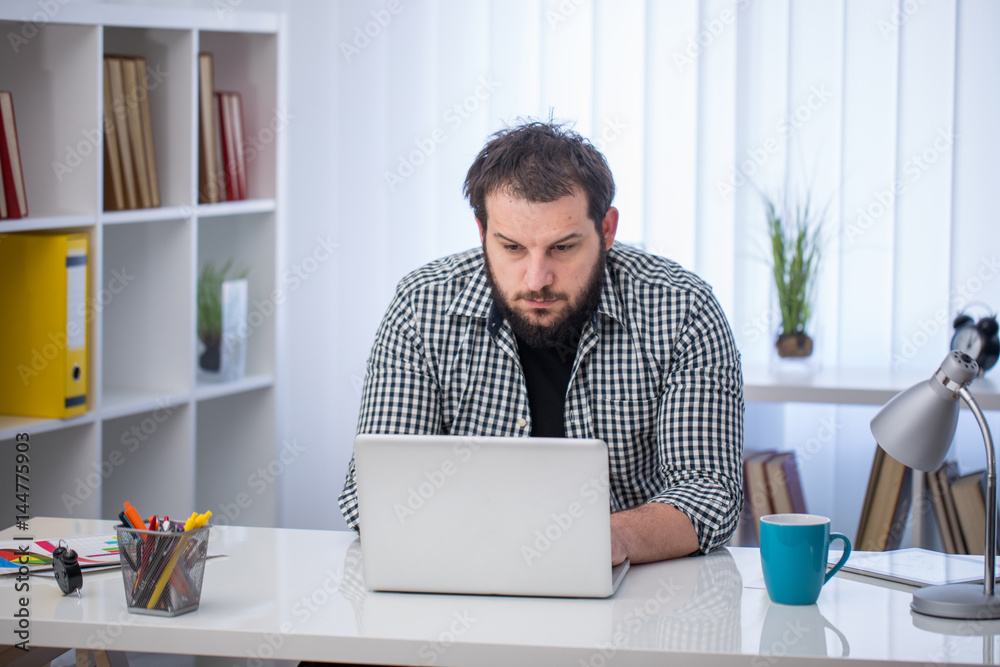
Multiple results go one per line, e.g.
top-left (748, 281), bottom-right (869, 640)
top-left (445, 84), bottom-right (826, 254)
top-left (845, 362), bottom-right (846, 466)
top-left (958, 386), bottom-right (996, 599)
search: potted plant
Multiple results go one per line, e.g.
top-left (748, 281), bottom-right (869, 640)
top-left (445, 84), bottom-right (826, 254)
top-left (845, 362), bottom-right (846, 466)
top-left (764, 193), bottom-right (825, 358)
top-left (197, 259), bottom-right (248, 372)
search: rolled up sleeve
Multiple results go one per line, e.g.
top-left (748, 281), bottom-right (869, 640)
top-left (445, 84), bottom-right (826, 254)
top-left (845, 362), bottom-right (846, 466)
top-left (650, 290), bottom-right (744, 553)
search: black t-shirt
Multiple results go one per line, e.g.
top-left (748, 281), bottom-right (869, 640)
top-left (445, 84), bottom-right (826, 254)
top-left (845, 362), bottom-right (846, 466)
top-left (515, 334), bottom-right (577, 437)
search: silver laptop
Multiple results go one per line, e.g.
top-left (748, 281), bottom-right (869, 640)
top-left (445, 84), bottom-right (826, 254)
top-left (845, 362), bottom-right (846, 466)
top-left (354, 433), bottom-right (630, 598)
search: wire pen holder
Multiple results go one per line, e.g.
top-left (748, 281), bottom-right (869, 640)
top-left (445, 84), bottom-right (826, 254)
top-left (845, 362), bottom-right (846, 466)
top-left (116, 525), bottom-right (210, 617)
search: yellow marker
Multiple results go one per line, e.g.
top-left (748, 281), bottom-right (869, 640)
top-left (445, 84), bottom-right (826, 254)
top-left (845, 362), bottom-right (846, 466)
top-left (184, 510), bottom-right (212, 531)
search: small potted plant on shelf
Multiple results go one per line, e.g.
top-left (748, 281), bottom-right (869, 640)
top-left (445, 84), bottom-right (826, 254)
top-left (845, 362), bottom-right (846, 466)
top-left (197, 259), bottom-right (249, 373)
top-left (764, 192), bottom-right (825, 359)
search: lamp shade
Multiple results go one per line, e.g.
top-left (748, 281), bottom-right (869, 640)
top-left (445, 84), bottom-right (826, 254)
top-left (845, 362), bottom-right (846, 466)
top-left (870, 380), bottom-right (959, 472)
top-left (870, 352), bottom-right (980, 472)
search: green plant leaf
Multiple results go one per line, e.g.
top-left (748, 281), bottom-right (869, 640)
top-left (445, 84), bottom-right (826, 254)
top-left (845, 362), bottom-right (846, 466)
top-left (763, 190), bottom-right (826, 337)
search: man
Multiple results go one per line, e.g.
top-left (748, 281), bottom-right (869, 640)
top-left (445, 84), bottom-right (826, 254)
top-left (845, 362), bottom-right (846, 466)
top-left (338, 121), bottom-right (743, 563)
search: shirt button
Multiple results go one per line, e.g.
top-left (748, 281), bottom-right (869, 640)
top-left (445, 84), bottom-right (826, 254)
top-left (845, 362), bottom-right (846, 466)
top-left (517, 418), bottom-right (527, 428)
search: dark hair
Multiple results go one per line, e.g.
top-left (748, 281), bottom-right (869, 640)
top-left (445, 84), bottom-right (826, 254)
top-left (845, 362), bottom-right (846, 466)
top-left (463, 121), bottom-right (615, 232)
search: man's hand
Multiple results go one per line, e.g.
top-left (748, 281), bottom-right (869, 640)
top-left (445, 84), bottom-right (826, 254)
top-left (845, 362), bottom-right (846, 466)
top-left (611, 529), bottom-right (629, 566)
top-left (610, 502), bottom-right (699, 565)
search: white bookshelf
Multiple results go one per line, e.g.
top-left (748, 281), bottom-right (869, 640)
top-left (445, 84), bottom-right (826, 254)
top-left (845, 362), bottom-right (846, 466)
top-left (0, 3), bottom-right (283, 528)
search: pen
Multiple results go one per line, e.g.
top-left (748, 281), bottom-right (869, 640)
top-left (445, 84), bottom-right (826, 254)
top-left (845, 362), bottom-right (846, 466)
top-left (123, 502), bottom-right (146, 530)
top-left (146, 535), bottom-right (188, 609)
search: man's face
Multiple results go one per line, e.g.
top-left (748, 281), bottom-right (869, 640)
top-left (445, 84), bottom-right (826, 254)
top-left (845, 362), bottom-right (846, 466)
top-left (479, 190), bottom-right (618, 347)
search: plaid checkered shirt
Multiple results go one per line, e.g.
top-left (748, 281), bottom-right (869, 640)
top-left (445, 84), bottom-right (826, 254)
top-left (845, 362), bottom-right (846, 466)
top-left (338, 242), bottom-right (744, 553)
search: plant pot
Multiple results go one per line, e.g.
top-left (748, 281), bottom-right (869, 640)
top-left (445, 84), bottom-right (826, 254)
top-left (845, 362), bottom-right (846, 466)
top-left (776, 332), bottom-right (814, 358)
top-left (199, 335), bottom-right (221, 372)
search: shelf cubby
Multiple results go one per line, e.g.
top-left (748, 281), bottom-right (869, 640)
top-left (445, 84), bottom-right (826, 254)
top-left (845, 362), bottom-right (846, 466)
top-left (102, 218), bottom-right (194, 406)
top-left (0, 21), bottom-right (100, 218)
top-left (102, 26), bottom-right (195, 210)
top-left (198, 30), bottom-right (279, 200)
top-left (197, 212), bottom-right (277, 379)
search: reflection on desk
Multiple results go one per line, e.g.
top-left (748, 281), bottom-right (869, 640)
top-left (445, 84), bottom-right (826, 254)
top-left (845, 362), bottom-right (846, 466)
top-left (2, 518), bottom-right (1000, 665)
top-left (760, 601), bottom-right (849, 659)
top-left (339, 538), bottom-right (743, 657)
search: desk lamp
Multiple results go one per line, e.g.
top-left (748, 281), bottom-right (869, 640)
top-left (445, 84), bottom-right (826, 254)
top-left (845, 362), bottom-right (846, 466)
top-left (871, 350), bottom-right (998, 619)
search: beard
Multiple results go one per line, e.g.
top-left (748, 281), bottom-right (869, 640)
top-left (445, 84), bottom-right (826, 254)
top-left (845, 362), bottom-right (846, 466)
top-left (483, 245), bottom-right (607, 349)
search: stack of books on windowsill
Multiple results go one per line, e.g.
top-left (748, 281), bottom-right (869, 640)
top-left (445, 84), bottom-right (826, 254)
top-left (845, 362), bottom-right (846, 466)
top-left (734, 449), bottom-right (808, 547)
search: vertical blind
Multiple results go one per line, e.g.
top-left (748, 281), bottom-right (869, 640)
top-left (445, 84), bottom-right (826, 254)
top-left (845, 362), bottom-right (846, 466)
top-left (317, 0), bottom-right (1000, 535)
top-left (369, 0), bottom-right (1000, 372)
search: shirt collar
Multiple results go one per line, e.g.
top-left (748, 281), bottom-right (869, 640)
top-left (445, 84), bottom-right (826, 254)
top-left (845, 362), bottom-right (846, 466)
top-left (446, 247), bottom-right (628, 331)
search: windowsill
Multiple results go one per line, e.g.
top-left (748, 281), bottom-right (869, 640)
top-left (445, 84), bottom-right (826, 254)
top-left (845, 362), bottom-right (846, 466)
top-left (743, 364), bottom-right (1000, 410)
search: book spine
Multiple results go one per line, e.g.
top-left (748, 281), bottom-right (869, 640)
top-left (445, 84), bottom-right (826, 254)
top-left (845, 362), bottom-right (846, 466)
top-left (0, 92), bottom-right (24, 218)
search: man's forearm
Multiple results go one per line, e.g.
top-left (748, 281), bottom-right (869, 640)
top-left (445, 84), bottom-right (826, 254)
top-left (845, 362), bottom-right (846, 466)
top-left (610, 502), bottom-right (699, 565)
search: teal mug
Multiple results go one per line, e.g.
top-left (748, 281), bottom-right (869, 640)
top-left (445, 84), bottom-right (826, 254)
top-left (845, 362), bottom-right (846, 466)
top-left (759, 514), bottom-right (851, 605)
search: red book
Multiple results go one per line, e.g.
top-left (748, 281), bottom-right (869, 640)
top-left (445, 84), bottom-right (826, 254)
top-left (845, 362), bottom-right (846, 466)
top-left (217, 91), bottom-right (238, 201)
top-left (0, 91), bottom-right (27, 218)
top-left (0, 134), bottom-right (7, 218)
top-left (229, 92), bottom-right (247, 200)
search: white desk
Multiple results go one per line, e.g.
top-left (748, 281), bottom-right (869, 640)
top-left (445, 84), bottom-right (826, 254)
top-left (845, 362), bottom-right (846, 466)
top-left (3, 518), bottom-right (1000, 666)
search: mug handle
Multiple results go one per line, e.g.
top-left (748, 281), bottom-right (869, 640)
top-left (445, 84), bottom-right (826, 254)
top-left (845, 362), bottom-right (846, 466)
top-left (824, 532), bottom-right (852, 583)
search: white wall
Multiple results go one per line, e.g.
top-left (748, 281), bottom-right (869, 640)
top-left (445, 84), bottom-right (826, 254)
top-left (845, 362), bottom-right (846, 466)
top-left (275, 0), bottom-right (1000, 534)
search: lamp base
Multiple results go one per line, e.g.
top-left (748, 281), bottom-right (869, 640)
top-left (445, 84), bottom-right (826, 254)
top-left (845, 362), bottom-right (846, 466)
top-left (912, 583), bottom-right (1000, 619)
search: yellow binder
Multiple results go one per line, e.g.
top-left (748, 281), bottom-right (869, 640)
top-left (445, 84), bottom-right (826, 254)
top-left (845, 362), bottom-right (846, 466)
top-left (0, 232), bottom-right (89, 418)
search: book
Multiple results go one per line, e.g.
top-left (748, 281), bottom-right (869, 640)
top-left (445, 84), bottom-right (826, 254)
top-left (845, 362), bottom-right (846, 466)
top-left (938, 461), bottom-right (968, 554)
top-left (230, 92), bottom-right (247, 200)
top-left (834, 547), bottom-right (1000, 588)
top-left (198, 52), bottom-right (223, 203)
top-left (856, 446), bottom-right (912, 551)
top-left (218, 91), bottom-right (248, 201)
top-left (743, 450), bottom-right (776, 543)
top-left (0, 131), bottom-right (7, 218)
top-left (885, 462), bottom-right (914, 552)
top-left (218, 91), bottom-right (238, 201)
top-left (925, 465), bottom-right (956, 554)
top-left (135, 55), bottom-right (160, 208)
top-left (122, 56), bottom-right (152, 209)
top-left (952, 470), bottom-right (987, 555)
top-left (765, 451), bottom-right (807, 514)
top-left (106, 57), bottom-right (139, 209)
top-left (855, 445), bottom-right (884, 548)
top-left (0, 91), bottom-right (28, 218)
top-left (102, 59), bottom-right (126, 211)
top-left (0, 233), bottom-right (89, 418)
